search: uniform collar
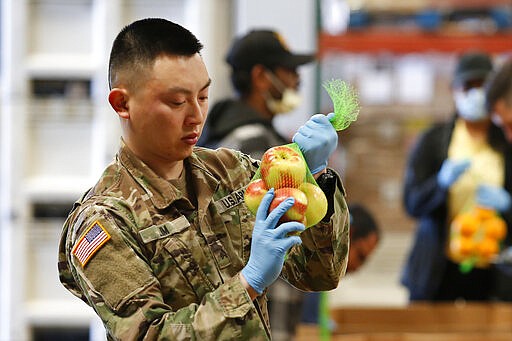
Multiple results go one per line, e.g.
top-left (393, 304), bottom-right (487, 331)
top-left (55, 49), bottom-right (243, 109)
top-left (117, 140), bottom-right (219, 210)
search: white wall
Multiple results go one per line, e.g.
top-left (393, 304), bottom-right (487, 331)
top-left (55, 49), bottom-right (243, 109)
top-left (183, 0), bottom-right (234, 108)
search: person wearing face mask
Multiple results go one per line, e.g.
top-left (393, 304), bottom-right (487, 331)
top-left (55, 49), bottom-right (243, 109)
top-left (197, 30), bottom-right (318, 340)
top-left (401, 51), bottom-right (512, 302)
top-left (197, 29), bottom-right (313, 159)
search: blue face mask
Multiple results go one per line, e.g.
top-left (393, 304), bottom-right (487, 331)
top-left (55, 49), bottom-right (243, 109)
top-left (454, 87), bottom-right (488, 122)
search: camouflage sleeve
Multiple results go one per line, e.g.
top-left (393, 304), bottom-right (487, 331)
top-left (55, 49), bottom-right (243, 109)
top-left (280, 168), bottom-right (350, 291)
top-left (64, 205), bottom-right (269, 341)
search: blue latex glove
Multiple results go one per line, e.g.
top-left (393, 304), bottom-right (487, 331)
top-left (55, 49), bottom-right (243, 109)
top-left (476, 185), bottom-right (512, 212)
top-left (292, 113), bottom-right (338, 174)
top-left (437, 159), bottom-right (471, 189)
top-left (241, 189), bottom-right (305, 294)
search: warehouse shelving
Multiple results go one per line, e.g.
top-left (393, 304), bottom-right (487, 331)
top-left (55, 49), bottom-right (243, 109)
top-left (315, 0), bottom-right (512, 310)
top-left (319, 30), bottom-right (512, 54)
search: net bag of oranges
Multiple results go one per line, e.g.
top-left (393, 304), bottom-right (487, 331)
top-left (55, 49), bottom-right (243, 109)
top-left (448, 206), bottom-right (507, 273)
top-left (244, 79), bottom-right (359, 229)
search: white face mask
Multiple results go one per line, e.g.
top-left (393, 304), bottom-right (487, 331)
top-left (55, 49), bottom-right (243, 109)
top-left (265, 71), bottom-right (302, 114)
top-left (492, 113), bottom-right (503, 126)
top-left (454, 87), bottom-right (488, 122)
top-left (266, 88), bottom-right (302, 114)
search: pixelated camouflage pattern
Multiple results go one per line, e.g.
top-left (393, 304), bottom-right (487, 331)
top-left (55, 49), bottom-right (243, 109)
top-left (58, 140), bottom-right (349, 340)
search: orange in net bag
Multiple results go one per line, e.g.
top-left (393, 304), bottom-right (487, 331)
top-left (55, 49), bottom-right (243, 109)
top-left (244, 143), bottom-right (327, 228)
top-left (448, 206), bottom-right (507, 272)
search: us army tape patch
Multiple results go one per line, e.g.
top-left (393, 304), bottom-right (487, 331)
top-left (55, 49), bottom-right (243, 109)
top-left (214, 187), bottom-right (246, 214)
top-left (72, 220), bottom-right (111, 267)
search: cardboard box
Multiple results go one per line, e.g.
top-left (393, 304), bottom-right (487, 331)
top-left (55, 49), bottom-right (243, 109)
top-left (296, 303), bottom-right (512, 340)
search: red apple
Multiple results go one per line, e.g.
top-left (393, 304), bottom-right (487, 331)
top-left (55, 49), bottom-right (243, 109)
top-left (244, 179), bottom-right (268, 215)
top-left (269, 187), bottom-right (308, 225)
top-left (260, 145), bottom-right (306, 189)
top-left (299, 182), bottom-right (328, 227)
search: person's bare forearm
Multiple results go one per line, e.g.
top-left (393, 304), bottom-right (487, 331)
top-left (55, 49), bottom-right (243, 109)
top-left (239, 272), bottom-right (259, 301)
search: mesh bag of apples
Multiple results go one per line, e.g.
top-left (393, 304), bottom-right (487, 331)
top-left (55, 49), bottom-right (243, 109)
top-left (448, 206), bottom-right (507, 272)
top-left (243, 79), bottom-right (360, 231)
top-left (244, 143), bottom-right (328, 229)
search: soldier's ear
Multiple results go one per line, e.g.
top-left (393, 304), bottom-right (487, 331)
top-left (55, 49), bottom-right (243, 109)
top-left (108, 88), bottom-right (130, 119)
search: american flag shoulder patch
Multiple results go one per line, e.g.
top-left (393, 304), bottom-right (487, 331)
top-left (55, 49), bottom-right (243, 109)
top-left (72, 220), bottom-right (111, 267)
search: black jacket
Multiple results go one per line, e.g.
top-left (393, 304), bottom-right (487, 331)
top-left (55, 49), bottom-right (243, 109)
top-left (198, 99), bottom-right (288, 159)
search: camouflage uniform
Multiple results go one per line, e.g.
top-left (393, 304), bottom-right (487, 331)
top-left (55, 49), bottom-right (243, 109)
top-left (58, 141), bottom-right (349, 340)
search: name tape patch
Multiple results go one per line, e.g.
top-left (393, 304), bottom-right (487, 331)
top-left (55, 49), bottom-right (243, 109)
top-left (139, 216), bottom-right (190, 243)
top-left (72, 220), bottom-right (111, 267)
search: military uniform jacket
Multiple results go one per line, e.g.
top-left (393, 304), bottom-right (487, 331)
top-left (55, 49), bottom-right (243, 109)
top-left (58, 141), bottom-right (349, 340)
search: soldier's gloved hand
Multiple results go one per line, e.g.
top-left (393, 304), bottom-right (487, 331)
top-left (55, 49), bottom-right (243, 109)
top-left (437, 159), bottom-right (471, 189)
top-left (293, 113), bottom-right (338, 174)
top-left (477, 185), bottom-right (512, 213)
top-left (241, 189), bottom-right (305, 294)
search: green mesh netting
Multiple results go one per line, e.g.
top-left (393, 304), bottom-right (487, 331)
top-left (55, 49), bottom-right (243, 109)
top-left (322, 79), bottom-right (360, 131)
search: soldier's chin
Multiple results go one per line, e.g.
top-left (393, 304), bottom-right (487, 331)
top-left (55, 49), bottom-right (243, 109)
top-left (181, 148), bottom-right (194, 158)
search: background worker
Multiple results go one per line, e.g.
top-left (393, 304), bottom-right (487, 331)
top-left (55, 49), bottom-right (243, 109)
top-left (401, 51), bottom-right (512, 302)
top-left (58, 18), bottom-right (349, 340)
top-left (198, 29), bottom-right (314, 158)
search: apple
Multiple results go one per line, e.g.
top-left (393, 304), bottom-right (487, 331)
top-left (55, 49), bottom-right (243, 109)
top-left (260, 145), bottom-right (307, 189)
top-left (244, 179), bottom-right (268, 215)
top-left (299, 182), bottom-right (328, 227)
top-left (269, 187), bottom-right (308, 226)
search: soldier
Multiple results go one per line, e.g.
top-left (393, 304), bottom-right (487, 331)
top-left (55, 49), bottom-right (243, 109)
top-left (58, 18), bottom-right (349, 340)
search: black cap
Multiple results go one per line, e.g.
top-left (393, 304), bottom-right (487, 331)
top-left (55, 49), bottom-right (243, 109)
top-left (226, 29), bottom-right (315, 71)
top-left (453, 51), bottom-right (493, 86)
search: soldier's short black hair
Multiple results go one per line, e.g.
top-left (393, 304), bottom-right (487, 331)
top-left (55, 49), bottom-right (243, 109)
top-left (108, 18), bottom-right (203, 89)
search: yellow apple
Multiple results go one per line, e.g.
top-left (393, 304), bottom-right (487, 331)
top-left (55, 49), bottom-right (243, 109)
top-left (299, 182), bottom-right (328, 227)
